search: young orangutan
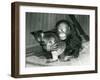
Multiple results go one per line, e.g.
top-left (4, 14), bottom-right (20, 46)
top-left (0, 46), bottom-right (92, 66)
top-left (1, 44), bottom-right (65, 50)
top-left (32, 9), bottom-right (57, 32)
top-left (55, 20), bottom-right (82, 60)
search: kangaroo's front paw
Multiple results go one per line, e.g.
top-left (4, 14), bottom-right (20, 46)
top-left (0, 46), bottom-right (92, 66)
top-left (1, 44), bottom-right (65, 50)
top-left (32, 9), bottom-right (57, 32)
top-left (62, 56), bottom-right (73, 62)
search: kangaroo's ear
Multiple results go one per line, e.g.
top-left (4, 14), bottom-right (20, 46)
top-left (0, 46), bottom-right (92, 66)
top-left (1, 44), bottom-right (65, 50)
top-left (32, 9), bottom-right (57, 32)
top-left (31, 32), bottom-right (35, 36)
top-left (31, 31), bottom-right (37, 38)
top-left (31, 30), bottom-right (44, 42)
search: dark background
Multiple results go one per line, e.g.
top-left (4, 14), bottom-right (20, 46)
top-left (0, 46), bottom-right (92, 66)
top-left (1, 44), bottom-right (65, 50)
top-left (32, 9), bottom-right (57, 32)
top-left (26, 12), bottom-right (89, 53)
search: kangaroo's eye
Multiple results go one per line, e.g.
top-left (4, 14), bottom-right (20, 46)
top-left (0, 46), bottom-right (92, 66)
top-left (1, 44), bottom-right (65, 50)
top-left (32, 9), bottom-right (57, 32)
top-left (40, 41), bottom-right (46, 46)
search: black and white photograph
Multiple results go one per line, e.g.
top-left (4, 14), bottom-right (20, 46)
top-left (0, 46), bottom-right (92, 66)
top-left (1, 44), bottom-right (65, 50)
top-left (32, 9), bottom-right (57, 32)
top-left (11, 2), bottom-right (97, 78)
top-left (26, 13), bottom-right (90, 67)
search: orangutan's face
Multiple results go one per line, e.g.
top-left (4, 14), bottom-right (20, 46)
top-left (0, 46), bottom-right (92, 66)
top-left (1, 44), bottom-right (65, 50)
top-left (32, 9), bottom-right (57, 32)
top-left (57, 23), bottom-right (70, 40)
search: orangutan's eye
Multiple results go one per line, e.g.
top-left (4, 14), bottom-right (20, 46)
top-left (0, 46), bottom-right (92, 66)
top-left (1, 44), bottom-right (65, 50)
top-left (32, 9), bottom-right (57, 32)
top-left (49, 41), bottom-right (52, 44)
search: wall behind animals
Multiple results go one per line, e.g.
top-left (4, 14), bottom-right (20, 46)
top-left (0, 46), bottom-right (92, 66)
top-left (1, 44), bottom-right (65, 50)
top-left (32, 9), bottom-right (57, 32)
top-left (0, 0), bottom-right (100, 80)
